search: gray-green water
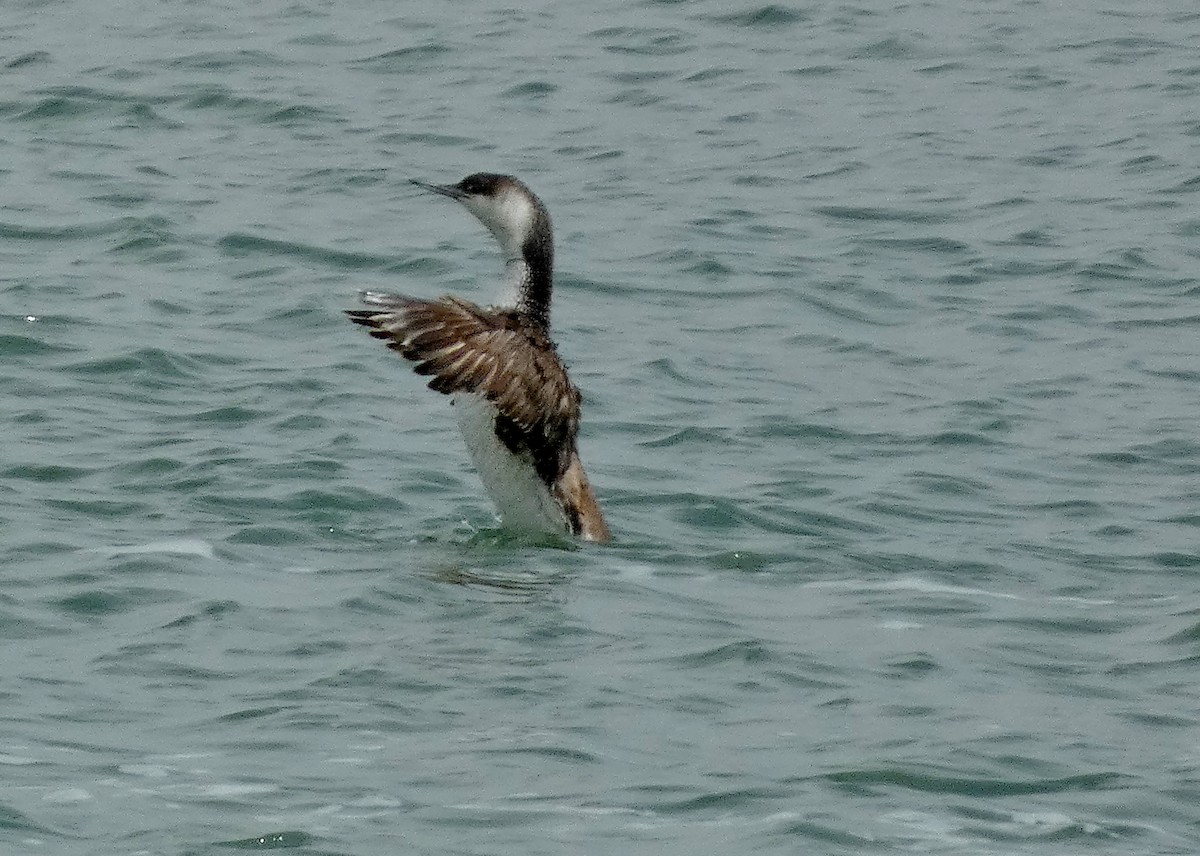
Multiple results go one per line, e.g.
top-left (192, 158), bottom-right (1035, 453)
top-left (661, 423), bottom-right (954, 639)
top-left (3, 1), bottom-right (1199, 853)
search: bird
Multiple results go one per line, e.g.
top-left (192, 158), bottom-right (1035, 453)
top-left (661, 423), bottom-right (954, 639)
top-left (346, 173), bottom-right (612, 544)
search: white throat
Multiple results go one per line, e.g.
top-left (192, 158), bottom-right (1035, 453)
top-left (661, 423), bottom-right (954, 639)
top-left (462, 189), bottom-right (537, 260)
top-left (495, 258), bottom-right (529, 310)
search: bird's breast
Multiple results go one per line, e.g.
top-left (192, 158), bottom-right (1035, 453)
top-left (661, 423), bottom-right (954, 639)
top-left (450, 393), bottom-right (570, 537)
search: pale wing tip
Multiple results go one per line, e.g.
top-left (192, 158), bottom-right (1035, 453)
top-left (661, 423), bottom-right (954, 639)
top-left (359, 290), bottom-right (413, 308)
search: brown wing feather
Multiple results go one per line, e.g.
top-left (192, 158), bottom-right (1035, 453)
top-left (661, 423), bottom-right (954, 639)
top-left (347, 294), bottom-right (581, 486)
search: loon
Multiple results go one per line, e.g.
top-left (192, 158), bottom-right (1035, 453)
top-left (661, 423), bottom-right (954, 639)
top-left (346, 173), bottom-right (612, 544)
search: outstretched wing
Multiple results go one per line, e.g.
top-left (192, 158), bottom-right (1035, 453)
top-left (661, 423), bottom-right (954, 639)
top-left (346, 291), bottom-right (582, 485)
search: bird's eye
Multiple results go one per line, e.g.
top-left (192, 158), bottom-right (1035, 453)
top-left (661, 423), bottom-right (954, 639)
top-left (458, 173), bottom-right (496, 195)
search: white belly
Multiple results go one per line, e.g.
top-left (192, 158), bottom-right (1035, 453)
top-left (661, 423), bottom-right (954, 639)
top-left (451, 393), bottom-right (569, 538)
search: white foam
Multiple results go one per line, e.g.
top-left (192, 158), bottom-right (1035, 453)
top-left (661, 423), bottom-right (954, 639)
top-left (809, 575), bottom-right (1122, 607)
top-left (119, 763), bottom-right (171, 778)
top-left (84, 538), bottom-right (216, 560)
top-left (808, 576), bottom-right (1019, 600)
top-left (198, 783), bottom-right (278, 797)
top-left (0, 753), bottom-right (38, 766)
top-left (42, 788), bottom-right (91, 804)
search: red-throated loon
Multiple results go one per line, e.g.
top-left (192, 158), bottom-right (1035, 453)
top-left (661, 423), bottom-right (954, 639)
top-left (346, 173), bottom-right (612, 544)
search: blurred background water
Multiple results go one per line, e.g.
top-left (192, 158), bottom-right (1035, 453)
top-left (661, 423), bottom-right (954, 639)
top-left (2, 1), bottom-right (1199, 853)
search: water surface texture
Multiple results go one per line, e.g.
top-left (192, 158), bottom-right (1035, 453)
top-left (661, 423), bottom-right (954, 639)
top-left (2, 1), bottom-right (1199, 854)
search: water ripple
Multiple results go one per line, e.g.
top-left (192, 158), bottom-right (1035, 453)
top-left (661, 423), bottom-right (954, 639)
top-left (1, 1), bottom-right (1198, 853)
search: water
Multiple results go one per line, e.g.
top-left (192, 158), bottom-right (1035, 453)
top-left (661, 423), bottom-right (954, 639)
top-left (2, 1), bottom-right (1199, 853)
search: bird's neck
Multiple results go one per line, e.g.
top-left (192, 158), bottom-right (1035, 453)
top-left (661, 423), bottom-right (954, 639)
top-left (499, 259), bottom-right (551, 328)
top-left (498, 236), bottom-right (552, 327)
